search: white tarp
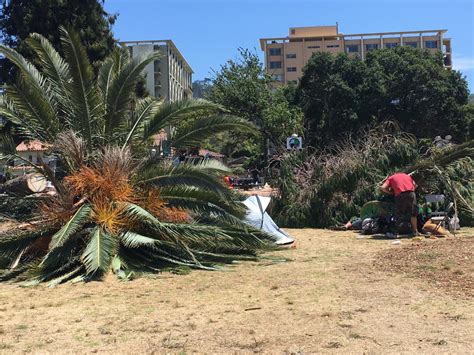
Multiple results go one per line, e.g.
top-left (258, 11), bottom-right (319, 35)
top-left (243, 195), bottom-right (294, 245)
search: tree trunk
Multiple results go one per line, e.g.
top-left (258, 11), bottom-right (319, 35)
top-left (2, 173), bottom-right (47, 196)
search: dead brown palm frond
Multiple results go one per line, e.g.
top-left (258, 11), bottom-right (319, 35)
top-left (65, 165), bottom-right (134, 206)
top-left (139, 188), bottom-right (167, 215)
top-left (91, 201), bottom-right (129, 235)
top-left (137, 188), bottom-right (190, 223)
top-left (97, 146), bottom-right (135, 181)
top-left (154, 207), bottom-right (190, 224)
top-left (39, 189), bottom-right (77, 226)
top-left (55, 130), bottom-right (86, 171)
top-left (64, 147), bottom-right (136, 205)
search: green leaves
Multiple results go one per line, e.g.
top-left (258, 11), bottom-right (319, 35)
top-left (82, 227), bottom-right (118, 275)
top-left (298, 48), bottom-right (471, 148)
top-left (120, 231), bottom-right (161, 248)
top-left (104, 51), bottom-right (161, 140)
top-left (0, 29), bottom-right (279, 284)
top-left (142, 99), bottom-right (224, 142)
top-left (49, 204), bottom-right (92, 250)
top-left (60, 26), bottom-right (100, 152)
top-left (171, 115), bottom-right (256, 149)
top-left (121, 97), bottom-right (162, 149)
top-left (137, 160), bottom-right (230, 197)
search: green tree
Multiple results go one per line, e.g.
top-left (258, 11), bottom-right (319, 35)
top-left (366, 46), bottom-right (469, 140)
top-left (0, 0), bottom-right (117, 83)
top-left (296, 47), bottom-right (470, 148)
top-left (0, 29), bottom-right (274, 284)
top-left (192, 78), bottom-right (213, 99)
top-left (209, 48), bottom-right (303, 164)
top-left (295, 52), bottom-right (378, 148)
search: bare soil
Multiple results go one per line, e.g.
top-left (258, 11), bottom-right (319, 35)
top-left (0, 228), bottom-right (473, 353)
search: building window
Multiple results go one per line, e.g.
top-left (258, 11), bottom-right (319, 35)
top-left (307, 45), bottom-right (320, 49)
top-left (385, 42), bottom-right (398, 49)
top-left (273, 74), bottom-right (284, 82)
top-left (365, 43), bottom-right (378, 51)
top-left (346, 45), bottom-right (359, 53)
top-left (287, 67), bottom-right (297, 72)
top-left (269, 48), bottom-right (281, 56)
top-left (269, 61), bottom-right (282, 69)
top-left (153, 45), bottom-right (160, 51)
top-left (405, 42), bottom-right (418, 48)
top-left (327, 45), bottom-right (340, 48)
top-left (286, 53), bottom-right (296, 59)
top-left (424, 40), bottom-right (438, 49)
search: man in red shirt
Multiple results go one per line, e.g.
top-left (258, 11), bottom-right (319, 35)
top-left (380, 172), bottom-right (419, 236)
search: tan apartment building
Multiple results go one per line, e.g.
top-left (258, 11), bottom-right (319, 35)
top-left (260, 24), bottom-right (452, 87)
top-left (121, 40), bottom-right (193, 101)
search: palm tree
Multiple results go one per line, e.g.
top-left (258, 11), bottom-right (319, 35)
top-left (0, 28), bottom-right (275, 285)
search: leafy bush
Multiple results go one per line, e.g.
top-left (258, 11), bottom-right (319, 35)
top-left (271, 124), bottom-right (473, 227)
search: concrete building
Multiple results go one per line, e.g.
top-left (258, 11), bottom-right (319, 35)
top-left (260, 24), bottom-right (452, 87)
top-left (121, 40), bottom-right (193, 101)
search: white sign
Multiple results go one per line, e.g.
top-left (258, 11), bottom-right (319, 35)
top-left (286, 136), bottom-right (303, 150)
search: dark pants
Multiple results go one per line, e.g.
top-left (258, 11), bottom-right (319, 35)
top-left (395, 191), bottom-right (417, 231)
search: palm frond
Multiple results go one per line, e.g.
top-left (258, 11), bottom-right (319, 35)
top-left (0, 97), bottom-right (40, 141)
top-left (142, 99), bottom-right (224, 141)
top-left (119, 231), bottom-right (162, 248)
top-left (26, 33), bottom-right (72, 115)
top-left (54, 130), bottom-right (87, 171)
top-left (171, 115), bottom-right (256, 149)
top-left (0, 43), bottom-right (48, 94)
top-left (0, 125), bottom-right (16, 156)
top-left (5, 79), bottom-right (57, 141)
top-left (159, 186), bottom-right (246, 217)
top-left (0, 228), bottom-right (53, 259)
top-left (104, 51), bottom-right (161, 141)
top-left (82, 227), bottom-right (118, 275)
top-left (59, 26), bottom-right (101, 152)
top-left (97, 56), bottom-right (115, 104)
top-left (48, 204), bottom-right (92, 250)
top-left (136, 162), bottom-right (231, 196)
top-left (122, 97), bottom-right (163, 149)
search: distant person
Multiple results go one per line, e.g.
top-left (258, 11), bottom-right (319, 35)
top-left (250, 167), bottom-right (260, 185)
top-left (178, 150), bottom-right (186, 163)
top-left (380, 172), bottom-right (419, 236)
top-left (223, 175), bottom-right (233, 188)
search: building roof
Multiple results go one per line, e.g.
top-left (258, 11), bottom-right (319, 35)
top-left (16, 140), bottom-right (51, 152)
top-left (260, 27), bottom-right (448, 50)
top-left (120, 39), bottom-right (193, 74)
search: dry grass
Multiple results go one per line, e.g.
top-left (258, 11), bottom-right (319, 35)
top-left (0, 227), bottom-right (472, 353)
top-left (375, 234), bottom-right (474, 298)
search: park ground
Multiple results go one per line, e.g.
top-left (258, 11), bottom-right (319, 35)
top-left (0, 227), bottom-right (472, 353)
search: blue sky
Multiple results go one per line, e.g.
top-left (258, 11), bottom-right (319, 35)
top-left (105, 0), bottom-right (474, 91)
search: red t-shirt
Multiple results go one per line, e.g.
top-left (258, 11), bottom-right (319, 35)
top-left (385, 173), bottom-right (415, 197)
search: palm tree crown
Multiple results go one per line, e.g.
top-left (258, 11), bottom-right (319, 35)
top-left (0, 28), bottom-right (274, 285)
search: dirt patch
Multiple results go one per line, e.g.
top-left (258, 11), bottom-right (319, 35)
top-left (0, 227), bottom-right (473, 353)
top-left (375, 235), bottom-right (474, 298)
